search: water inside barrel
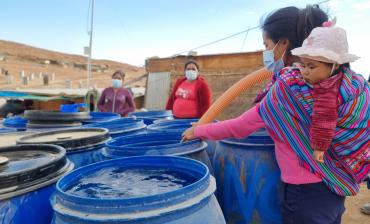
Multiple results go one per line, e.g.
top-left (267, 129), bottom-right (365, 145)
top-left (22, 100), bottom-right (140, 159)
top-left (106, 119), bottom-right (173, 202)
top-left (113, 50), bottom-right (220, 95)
top-left (65, 167), bottom-right (197, 199)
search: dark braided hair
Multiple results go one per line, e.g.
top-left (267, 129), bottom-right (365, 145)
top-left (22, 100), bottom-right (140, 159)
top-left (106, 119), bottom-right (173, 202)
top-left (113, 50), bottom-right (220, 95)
top-left (261, 5), bottom-right (328, 53)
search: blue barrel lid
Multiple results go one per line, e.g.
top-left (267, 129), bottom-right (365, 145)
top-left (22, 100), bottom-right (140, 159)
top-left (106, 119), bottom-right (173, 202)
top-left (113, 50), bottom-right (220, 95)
top-left (104, 132), bottom-right (206, 158)
top-left (16, 128), bottom-right (110, 152)
top-left (83, 118), bottom-right (146, 135)
top-left (0, 144), bottom-right (70, 197)
top-left (54, 156), bottom-right (211, 214)
top-left (82, 112), bottom-right (121, 124)
top-left (221, 128), bottom-right (274, 146)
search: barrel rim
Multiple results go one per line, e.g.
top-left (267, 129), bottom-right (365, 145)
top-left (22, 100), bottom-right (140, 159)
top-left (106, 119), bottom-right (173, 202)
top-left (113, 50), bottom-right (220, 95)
top-left (128, 110), bottom-right (173, 118)
top-left (16, 128), bottom-right (110, 151)
top-left (147, 122), bottom-right (192, 131)
top-left (0, 160), bottom-right (74, 200)
top-left (152, 118), bottom-right (199, 125)
top-left (83, 118), bottom-right (146, 132)
top-left (220, 138), bottom-right (275, 147)
top-left (0, 144), bottom-right (70, 194)
top-left (104, 132), bottom-right (207, 157)
top-left (53, 156), bottom-right (212, 214)
top-left (24, 110), bottom-right (91, 121)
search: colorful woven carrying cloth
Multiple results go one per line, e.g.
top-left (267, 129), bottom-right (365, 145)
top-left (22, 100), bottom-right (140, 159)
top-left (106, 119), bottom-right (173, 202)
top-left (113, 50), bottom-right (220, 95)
top-left (258, 67), bottom-right (370, 196)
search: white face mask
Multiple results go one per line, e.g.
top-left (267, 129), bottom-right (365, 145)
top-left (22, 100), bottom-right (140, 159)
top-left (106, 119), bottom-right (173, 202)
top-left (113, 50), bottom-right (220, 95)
top-left (185, 70), bottom-right (198, 81)
top-left (112, 79), bottom-right (122, 88)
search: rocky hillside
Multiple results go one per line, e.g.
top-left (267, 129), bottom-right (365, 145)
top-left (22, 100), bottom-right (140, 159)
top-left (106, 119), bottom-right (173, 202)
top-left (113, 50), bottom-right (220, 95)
top-left (0, 40), bottom-right (146, 89)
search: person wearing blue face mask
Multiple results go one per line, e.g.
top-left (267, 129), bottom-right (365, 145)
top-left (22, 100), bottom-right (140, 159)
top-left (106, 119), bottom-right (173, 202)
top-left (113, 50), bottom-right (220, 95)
top-left (254, 4), bottom-right (329, 103)
top-left (263, 39), bottom-right (286, 74)
top-left (97, 70), bottom-right (135, 116)
top-left (166, 60), bottom-right (211, 118)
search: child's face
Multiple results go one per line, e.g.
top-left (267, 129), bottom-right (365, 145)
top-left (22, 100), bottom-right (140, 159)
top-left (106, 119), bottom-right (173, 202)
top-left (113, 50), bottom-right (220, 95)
top-left (299, 57), bottom-right (332, 85)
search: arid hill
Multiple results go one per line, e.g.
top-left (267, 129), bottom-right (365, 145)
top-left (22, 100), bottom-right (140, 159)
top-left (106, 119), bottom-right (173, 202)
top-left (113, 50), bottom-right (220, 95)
top-left (0, 40), bottom-right (146, 89)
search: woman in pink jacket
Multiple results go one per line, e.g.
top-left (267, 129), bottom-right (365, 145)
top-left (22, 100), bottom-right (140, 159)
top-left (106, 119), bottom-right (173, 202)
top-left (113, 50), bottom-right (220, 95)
top-left (97, 70), bottom-right (135, 116)
top-left (183, 20), bottom-right (369, 224)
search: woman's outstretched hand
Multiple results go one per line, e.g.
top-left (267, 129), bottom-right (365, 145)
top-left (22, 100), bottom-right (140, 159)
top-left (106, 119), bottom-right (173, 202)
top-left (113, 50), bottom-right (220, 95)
top-left (181, 127), bottom-right (196, 142)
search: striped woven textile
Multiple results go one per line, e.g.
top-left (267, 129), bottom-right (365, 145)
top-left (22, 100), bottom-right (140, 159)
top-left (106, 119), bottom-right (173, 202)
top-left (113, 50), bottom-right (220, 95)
top-left (258, 67), bottom-right (370, 196)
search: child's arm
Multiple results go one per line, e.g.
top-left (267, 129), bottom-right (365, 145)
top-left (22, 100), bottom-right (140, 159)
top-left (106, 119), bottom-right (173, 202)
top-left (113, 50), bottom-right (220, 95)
top-left (182, 105), bottom-right (265, 141)
top-left (313, 150), bottom-right (325, 163)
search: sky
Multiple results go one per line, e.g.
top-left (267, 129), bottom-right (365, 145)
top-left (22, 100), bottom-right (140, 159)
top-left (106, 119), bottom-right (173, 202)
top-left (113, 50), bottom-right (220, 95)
top-left (0, 0), bottom-right (369, 78)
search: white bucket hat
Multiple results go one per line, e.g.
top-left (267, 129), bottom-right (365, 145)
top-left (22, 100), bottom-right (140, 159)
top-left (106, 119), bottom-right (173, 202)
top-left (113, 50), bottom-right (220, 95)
top-left (291, 25), bottom-right (359, 64)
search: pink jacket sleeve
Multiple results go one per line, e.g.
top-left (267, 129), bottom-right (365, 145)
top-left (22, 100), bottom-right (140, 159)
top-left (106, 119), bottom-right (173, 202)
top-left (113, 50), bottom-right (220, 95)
top-left (194, 105), bottom-right (265, 140)
top-left (118, 89), bottom-right (136, 116)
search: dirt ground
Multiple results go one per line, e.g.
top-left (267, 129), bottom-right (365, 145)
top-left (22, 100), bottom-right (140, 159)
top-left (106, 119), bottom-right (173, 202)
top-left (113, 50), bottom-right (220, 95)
top-left (342, 183), bottom-right (370, 224)
top-left (0, 40), bottom-right (146, 90)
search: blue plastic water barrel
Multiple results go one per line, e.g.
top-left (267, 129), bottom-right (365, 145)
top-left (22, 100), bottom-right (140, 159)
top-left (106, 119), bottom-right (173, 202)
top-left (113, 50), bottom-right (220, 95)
top-left (104, 132), bottom-right (213, 172)
top-left (51, 156), bottom-right (226, 224)
top-left (82, 112), bottom-right (121, 124)
top-left (16, 128), bottom-right (111, 168)
top-left (213, 129), bottom-right (282, 224)
top-left (3, 116), bottom-right (27, 131)
top-left (83, 117), bottom-right (146, 138)
top-left (0, 144), bottom-right (73, 224)
top-left (147, 118), bottom-right (198, 133)
top-left (147, 119), bottom-right (218, 160)
top-left (129, 110), bottom-right (173, 125)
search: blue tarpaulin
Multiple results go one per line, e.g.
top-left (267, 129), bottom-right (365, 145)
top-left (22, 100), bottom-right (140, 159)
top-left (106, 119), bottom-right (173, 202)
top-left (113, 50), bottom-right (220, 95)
top-left (0, 91), bottom-right (79, 101)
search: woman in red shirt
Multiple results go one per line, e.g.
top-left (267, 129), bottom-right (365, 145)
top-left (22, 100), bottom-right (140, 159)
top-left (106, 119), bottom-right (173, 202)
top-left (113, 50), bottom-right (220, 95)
top-left (166, 60), bottom-right (211, 118)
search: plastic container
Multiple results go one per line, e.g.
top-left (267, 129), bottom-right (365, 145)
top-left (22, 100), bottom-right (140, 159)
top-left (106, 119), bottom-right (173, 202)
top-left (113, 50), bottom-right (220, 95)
top-left (2, 116), bottom-right (27, 131)
top-left (82, 112), bottom-right (121, 124)
top-left (213, 129), bottom-right (282, 224)
top-left (0, 144), bottom-right (73, 224)
top-left (60, 103), bottom-right (86, 112)
top-left (83, 118), bottom-right (146, 138)
top-left (16, 128), bottom-right (110, 168)
top-left (129, 110), bottom-right (173, 125)
top-left (104, 132), bottom-right (213, 173)
top-left (51, 156), bottom-right (226, 224)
